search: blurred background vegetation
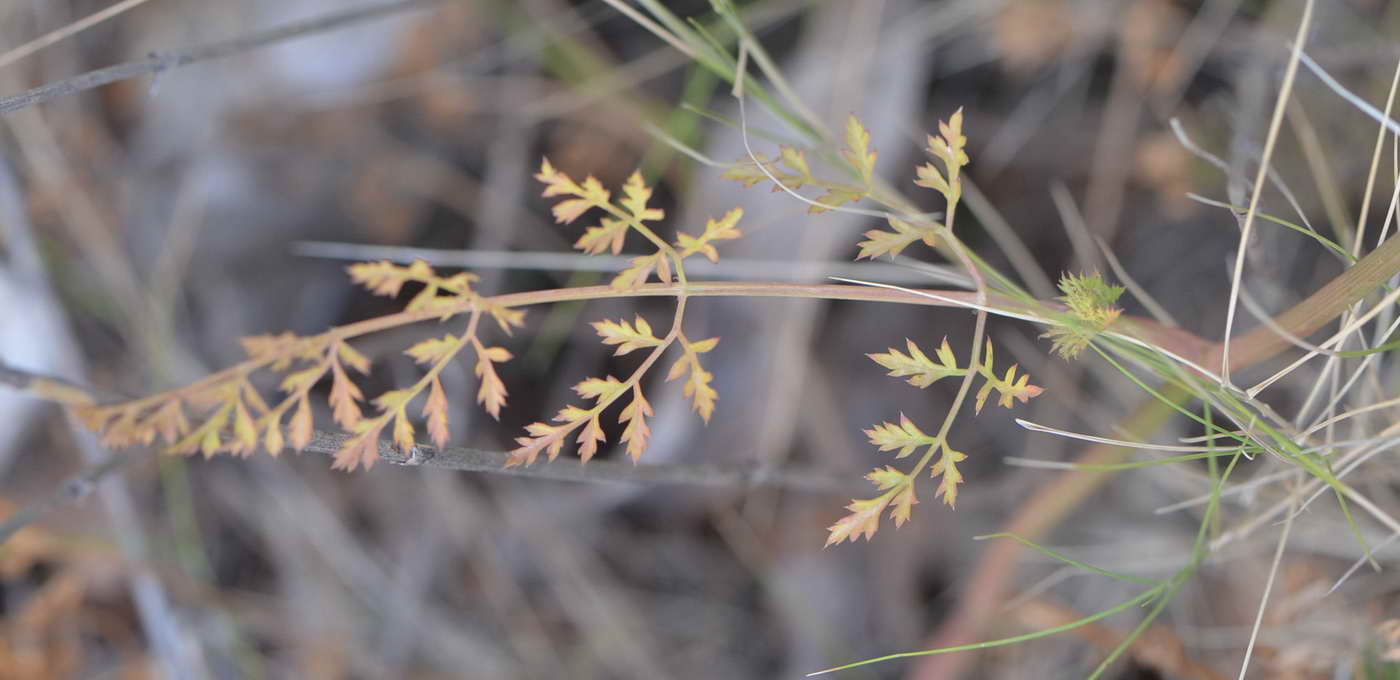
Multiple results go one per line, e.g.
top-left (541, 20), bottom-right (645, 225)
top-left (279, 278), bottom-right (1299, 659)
top-left (2, 0), bottom-right (1399, 678)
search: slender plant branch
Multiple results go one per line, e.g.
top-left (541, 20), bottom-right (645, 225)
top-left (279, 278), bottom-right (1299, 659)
top-left (118, 224), bottom-right (1400, 422)
top-left (0, 447), bottom-right (134, 545)
top-left (0, 0), bottom-right (157, 71)
top-left (1219, 0), bottom-right (1315, 382)
top-left (0, 0), bottom-right (444, 116)
top-left (15, 215), bottom-right (1400, 437)
top-left (303, 429), bottom-right (846, 491)
top-left (1207, 227), bottom-right (1400, 371)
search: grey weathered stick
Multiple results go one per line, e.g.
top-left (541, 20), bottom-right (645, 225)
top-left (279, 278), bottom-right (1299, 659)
top-left (0, 0), bottom-right (444, 115)
top-left (0, 448), bottom-right (133, 545)
top-left (0, 433), bottom-right (843, 548)
top-left (0, 360), bottom-right (45, 389)
top-left (0, 358), bottom-right (847, 546)
top-left (302, 430), bottom-right (845, 492)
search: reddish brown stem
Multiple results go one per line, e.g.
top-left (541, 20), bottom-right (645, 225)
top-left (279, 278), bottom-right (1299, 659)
top-left (911, 209), bottom-right (1400, 680)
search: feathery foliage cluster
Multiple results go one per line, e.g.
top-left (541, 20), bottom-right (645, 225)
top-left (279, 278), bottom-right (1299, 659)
top-left (36, 2), bottom-right (1397, 677)
top-left (72, 106), bottom-right (1075, 550)
top-left (510, 161), bottom-right (735, 465)
top-left (1043, 273), bottom-right (1126, 359)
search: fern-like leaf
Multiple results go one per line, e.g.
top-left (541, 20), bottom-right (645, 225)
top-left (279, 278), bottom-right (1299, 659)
top-left (973, 340), bottom-right (1045, 413)
top-left (809, 186), bottom-right (864, 214)
top-left (575, 375), bottom-right (626, 402)
top-left (856, 216), bottom-right (938, 260)
top-left (825, 466), bottom-right (916, 546)
top-left (509, 422), bottom-right (569, 466)
top-left (916, 108), bottom-right (969, 209)
top-left (612, 252), bottom-right (671, 290)
top-left (888, 484), bottom-right (918, 528)
top-left (576, 414), bottom-right (607, 462)
top-left (618, 385), bottom-right (653, 462)
top-left (348, 260), bottom-right (420, 297)
top-left (170, 403), bottom-right (231, 458)
top-left (825, 497), bottom-right (888, 546)
top-left (392, 408), bottom-right (416, 453)
top-left (842, 115), bottom-right (878, 184)
top-left (333, 421), bottom-right (386, 472)
top-left (676, 208), bottom-right (744, 263)
top-left (488, 304), bottom-right (527, 335)
top-left (329, 358), bottom-right (364, 428)
top-left (472, 340), bottom-right (512, 419)
top-left (289, 395), bottom-right (313, 451)
top-left (149, 399), bottom-right (190, 446)
top-left (1042, 272), bottom-right (1125, 359)
top-left (405, 335), bottom-right (459, 365)
top-left (930, 446), bottom-right (968, 508)
top-left (575, 217), bottom-right (630, 255)
top-left (535, 158), bottom-right (609, 224)
top-left (864, 413), bottom-right (938, 459)
top-left (349, 260), bottom-right (475, 300)
top-left (240, 332), bottom-right (314, 370)
top-left (914, 162), bottom-right (950, 196)
top-left (868, 338), bottom-right (964, 388)
top-left (779, 146), bottom-right (812, 183)
top-left (667, 336), bottom-right (719, 422)
top-left (593, 316), bottom-right (664, 356)
top-left (423, 377), bottom-right (450, 447)
top-left (721, 153), bottom-right (798, 189)
top-left (620, 171), bottom-right (664, 222)
top-left (231, 398), bottom-right (258, 456)
top-left (263, 410), bottom-right (285, 456)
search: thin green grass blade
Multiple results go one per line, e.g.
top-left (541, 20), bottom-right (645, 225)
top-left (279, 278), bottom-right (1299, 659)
top-left (1089, 343), bottom-right (1247, 442)
top-left (1337, 336), bottom-right (1400, 357)
top-left (1029, 449), bottom-right (1255, 471)
top-left (680, 102), bottom-right (801, 146)
top-left (805, 587), bottom-right (1164, 677)
top-left (976, 533), bottom-right (1162, 585)
top-left (1192, 195), bottom-right (1354, 263)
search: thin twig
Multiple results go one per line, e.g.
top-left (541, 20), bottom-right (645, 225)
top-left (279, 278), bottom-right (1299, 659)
top-left (0, 361), bottom-right (38, 389)
top-left (0, 0), bottom-right (157, 72)
top-left (0, 0), bottom-right (444, 115)
top-left (0, 428), bottom-right (844, 549)
top-left (1220, 0), bottom-right (1316, 383)
top-left (1237, 490), bottom-right (1298, 679)
top-left (300, 431), bottom-right (845, 492)
top-left (0, 359), bottom-right (847, 547)
top-left (0, 448), bottom-right (133, 545)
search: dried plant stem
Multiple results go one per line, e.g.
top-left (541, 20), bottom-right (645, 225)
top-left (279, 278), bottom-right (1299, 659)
top-left (107, 220), bottom-right (1400, 420)
top-left (0, 448), bottom-right (134, 545)
top-left (76, 279), bottom-right (1202, 419)
top-left (15, 215), bottom-right (1400, 436)
top-left (1219, 0), bottom-right (1316, 381)
top-left (0, 0), bottom-right (444, 115)
top-left (1208, 221), bottom-right (1400, 372)
top-left (0, 0), bottom-right (156, 72)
